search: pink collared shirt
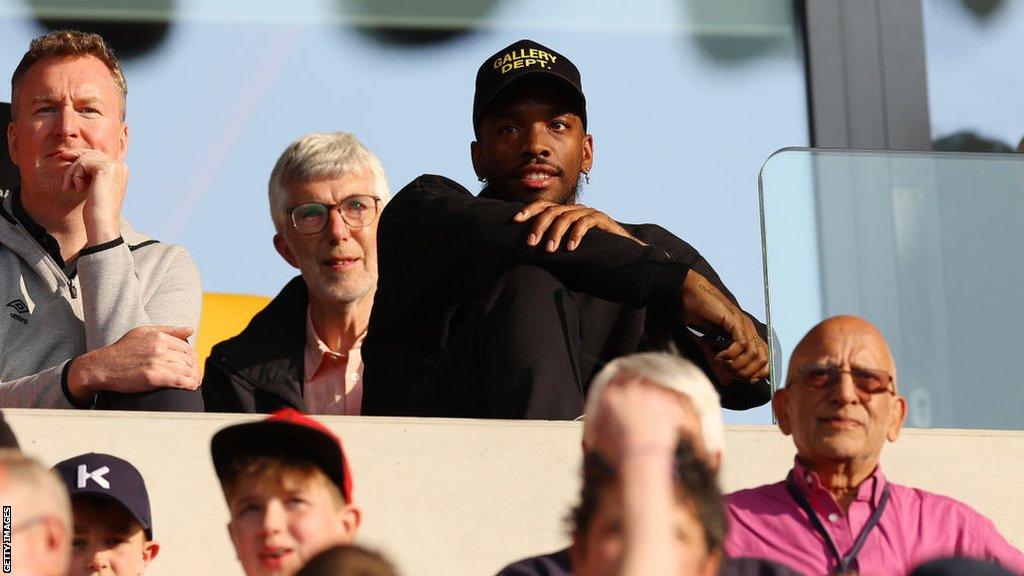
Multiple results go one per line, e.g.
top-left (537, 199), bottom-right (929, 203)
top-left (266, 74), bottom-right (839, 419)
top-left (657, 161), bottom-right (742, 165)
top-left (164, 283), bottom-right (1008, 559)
top-left (302, 309), bottom-right (364, 415)
top-left (726, 461), bottom-right (1024, 576)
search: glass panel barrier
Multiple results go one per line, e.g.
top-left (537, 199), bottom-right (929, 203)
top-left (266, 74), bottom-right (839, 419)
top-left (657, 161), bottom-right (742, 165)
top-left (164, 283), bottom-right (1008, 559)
top-left (761, 148), bottom-right (1024, 430)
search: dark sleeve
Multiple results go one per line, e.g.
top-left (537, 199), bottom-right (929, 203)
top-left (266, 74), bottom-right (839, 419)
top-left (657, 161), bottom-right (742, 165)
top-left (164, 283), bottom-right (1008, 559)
top-left (372, 175), bottom-right (693, 333)
top-left (631, 223), bottom-right (772, 410)
top-left (200, 354), bottom-right (251, 413)
top-left (200, 355), bottom-right (231, 412)
top-left (640, 223), bottom-right (767, 336)
top-left (629, 223), bottom-right (745, 311)
top-left (495, 550), bottom-right (573, 576)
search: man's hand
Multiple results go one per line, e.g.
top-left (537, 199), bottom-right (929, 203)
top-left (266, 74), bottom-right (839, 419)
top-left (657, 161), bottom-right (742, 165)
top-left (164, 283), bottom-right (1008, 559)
top-left (513, 199), bottom-right (645, 252)
top-left (592, 374), bottom-right (698, 466)
top-left (681, 270), bottom-right (769, 382)
top-left (58, 149), bottom-right (129, 246)
top-left (594, 375), bottom-right (693, 576)
top-left (66, 325), bottom-right (200, 404)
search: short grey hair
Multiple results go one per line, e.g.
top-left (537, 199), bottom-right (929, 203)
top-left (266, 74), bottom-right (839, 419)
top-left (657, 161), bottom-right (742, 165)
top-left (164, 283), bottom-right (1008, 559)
top-left (268, 132), bottom-right (391, 233)
top-left (0, 449), bottom-right (72, 533)
top-left (584, 353), bottom-right (725, 459)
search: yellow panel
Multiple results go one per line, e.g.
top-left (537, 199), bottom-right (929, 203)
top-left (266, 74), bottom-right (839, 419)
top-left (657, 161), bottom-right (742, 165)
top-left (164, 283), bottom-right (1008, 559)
top-left (196, 292), bottom-right (272, 374)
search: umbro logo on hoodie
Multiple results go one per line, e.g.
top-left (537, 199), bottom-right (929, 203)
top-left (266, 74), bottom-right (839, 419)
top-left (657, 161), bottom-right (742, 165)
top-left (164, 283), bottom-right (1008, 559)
top-left (6, 299), bottom-right (29, 324)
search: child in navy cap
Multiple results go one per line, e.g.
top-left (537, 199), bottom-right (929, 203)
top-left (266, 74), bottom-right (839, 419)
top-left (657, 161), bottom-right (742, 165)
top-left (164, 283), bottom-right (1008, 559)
top-left (52, 453), bottom-right (160, 576)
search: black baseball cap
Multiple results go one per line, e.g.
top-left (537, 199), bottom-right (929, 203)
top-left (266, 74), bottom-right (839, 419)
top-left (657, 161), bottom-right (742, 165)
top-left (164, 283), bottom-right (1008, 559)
top-left (473, 39), bottom-right (586, 133)
top-left (53, 453), bottom-right (154, 539)
top-left (210, 409), bottom-right (354, 503)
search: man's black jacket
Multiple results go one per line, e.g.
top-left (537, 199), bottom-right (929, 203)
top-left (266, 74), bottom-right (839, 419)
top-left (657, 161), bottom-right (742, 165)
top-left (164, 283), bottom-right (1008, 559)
top-left (201, 276), bottom-right (309, 413)
top-left (362, 175), bottom-right (770, 416)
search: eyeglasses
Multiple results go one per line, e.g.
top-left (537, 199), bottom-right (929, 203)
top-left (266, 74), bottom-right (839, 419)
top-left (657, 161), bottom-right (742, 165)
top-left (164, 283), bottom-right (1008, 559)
top-left (789, 364), bottom-right (895, 395)
top-left (286, 195), bottom-right (381, 234)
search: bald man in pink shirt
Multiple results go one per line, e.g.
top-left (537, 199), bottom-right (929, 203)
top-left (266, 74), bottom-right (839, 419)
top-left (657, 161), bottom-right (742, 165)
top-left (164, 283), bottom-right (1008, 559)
top-left (725, 316), bottom-right (1024, 575)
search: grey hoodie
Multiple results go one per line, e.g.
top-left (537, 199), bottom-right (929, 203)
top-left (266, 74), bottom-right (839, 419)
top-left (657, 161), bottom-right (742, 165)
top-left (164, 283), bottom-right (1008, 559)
top-left (0, 189), bottom-right (201, 407)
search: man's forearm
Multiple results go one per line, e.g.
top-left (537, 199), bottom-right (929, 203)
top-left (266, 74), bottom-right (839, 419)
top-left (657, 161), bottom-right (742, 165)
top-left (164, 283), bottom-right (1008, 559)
top-left (78, 239), bottom-right (145, 348)
top-left (0, 362), bottom-right (77, 408)
top-left (379, 175), bottom-right (694, 321)
top-left (617, 449), bottom-right (678, 576)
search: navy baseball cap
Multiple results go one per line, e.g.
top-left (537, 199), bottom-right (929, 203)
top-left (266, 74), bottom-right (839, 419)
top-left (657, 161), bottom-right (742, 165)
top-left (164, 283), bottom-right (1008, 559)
top-left (53, 453), bottom-right (153, 539)
top-left (210, 409), bottom-right (354, 503)
top-left (473, 39), bottom-right (586, 133)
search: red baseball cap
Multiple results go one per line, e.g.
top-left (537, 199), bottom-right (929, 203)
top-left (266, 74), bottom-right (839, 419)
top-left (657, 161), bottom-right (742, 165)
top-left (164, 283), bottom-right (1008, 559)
top-left (210, 409), bottom-right (353, 503)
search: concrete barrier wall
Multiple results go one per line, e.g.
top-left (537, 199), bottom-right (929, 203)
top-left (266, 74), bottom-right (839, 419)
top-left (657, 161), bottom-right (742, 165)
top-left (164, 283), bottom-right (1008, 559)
top-left (5, 409), bottom-right (1022, 576)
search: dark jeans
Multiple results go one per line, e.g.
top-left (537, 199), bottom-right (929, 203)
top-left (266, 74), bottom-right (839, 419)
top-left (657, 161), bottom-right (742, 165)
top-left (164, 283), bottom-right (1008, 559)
top-left (425, 265), bottom-right (591, 419)
top-left (96, 388), bottom-right (204, 412)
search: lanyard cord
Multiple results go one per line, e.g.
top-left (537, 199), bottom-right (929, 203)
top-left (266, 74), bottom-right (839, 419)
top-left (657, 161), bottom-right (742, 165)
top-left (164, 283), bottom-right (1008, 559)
top-left (785, 470), bottom-right (892, 574)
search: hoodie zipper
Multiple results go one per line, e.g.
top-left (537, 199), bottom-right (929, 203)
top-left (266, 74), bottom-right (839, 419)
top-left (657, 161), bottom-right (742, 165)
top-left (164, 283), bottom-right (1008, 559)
top-left (10, 225), bottom-right (78, 299)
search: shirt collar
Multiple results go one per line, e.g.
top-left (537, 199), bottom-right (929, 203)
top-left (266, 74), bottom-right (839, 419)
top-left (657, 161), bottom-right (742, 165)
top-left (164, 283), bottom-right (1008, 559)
top-left (792, 458), bottom-right (888, 507)
top-left (11, 187), bottom-right (69, 271)
top-left (303, 306), bottom-right (366, 381)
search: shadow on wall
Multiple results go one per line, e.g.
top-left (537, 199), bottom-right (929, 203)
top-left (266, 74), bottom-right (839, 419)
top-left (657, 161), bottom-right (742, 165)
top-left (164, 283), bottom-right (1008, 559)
top-left (340, 0), bottom-right (802, 56)
top-left (22, 0), bottom-right (805, 58)
top-left (959, 0), bottom-right (1007, 20)
top-left (27, 0), bottom-right (175, 58)
top-left (932, 130), bottom-right (1015, 153)
top-left (684, 0), bottom-right (800, 63)
top-left (337, 0), bottom-right (498, 45)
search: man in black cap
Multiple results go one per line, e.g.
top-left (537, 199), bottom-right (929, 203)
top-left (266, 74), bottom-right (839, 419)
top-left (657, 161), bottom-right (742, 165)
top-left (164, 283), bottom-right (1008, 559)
top-left (363, 39), bottom-right (770, 419)
top-left (52, 453), bottom-right (160, 576)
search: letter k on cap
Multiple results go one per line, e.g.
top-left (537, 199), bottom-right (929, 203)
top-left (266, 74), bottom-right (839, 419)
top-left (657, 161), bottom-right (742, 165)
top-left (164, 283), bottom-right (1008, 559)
top-left (78, 464), bottom-right (111, 489)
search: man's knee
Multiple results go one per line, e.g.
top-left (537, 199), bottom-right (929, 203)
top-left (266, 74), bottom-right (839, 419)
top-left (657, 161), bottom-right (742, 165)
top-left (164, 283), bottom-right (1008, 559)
top-left (486, 265), bottom-right (567, 309)
top-left (477, 265), bottom-right (581, 358)
top-left (96, 388), bottom-right (204, 412)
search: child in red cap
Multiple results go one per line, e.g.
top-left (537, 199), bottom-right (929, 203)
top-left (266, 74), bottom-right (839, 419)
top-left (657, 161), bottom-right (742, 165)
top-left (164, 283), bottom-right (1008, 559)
top-left (211, 409), bottom-right (361, 576)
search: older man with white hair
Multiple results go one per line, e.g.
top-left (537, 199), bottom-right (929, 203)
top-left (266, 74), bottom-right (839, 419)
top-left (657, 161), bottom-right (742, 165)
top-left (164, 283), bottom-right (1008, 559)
top-left (497, 352), bottom-right (799, 576)
top-left (583, 352), bottom-right (725, 466)
top-left (0, 449), bottom-right (72, 576)
top-left (202, 132), bottom-right (390, 414)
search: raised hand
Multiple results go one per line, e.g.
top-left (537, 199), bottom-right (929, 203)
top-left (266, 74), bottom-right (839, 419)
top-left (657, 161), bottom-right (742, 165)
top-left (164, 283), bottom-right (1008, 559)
top-left (58, 148), bottom-right (129, 246)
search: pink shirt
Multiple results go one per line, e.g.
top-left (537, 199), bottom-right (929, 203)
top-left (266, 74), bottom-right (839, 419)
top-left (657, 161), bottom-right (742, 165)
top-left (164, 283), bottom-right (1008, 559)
top-left (726, 461), bottom-right (1024, 576)
top-left (302, 309), bottom-right (364, 415)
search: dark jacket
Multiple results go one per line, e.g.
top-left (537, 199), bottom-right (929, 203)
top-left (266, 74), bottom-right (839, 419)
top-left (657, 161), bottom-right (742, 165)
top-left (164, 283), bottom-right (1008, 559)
top-left (201, 276), bottom-right (309, 412)
top-left (363, 175), bottom-right (770, 416)
top-left (495, 549), bottom-right (806, 576)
